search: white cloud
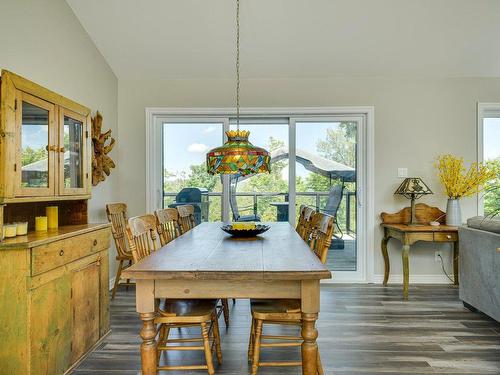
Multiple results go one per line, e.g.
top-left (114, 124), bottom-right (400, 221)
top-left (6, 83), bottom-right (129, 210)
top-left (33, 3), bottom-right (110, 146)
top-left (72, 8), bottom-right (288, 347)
top-left (187, 143), bottom-right (209, 153)
top-left (203, 126), bottom-right (217, 134)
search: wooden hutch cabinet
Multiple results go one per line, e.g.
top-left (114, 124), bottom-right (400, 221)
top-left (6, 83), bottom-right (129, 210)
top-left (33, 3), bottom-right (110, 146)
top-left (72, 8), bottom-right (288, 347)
top-left (0, 70), bottom-right (110, 375)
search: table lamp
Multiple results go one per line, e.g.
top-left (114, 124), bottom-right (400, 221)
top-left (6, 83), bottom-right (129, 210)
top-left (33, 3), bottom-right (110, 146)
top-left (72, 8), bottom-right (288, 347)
top-left (394, 177), bottom-right (433, 225)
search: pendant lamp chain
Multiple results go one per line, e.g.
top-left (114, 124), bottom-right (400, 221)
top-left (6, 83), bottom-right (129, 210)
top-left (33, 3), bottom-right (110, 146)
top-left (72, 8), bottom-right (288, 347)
top-left (235, 0), bottom-right (240, 130)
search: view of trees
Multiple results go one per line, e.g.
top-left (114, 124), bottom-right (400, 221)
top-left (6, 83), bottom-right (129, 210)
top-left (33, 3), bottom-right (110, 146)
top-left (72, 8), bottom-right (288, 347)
top-left (485, 158), bottom-right (500, 216)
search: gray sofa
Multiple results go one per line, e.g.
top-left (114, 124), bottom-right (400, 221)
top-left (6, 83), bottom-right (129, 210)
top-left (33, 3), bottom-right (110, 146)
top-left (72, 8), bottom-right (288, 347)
top-left (459, 216), bottom-right (500, 322)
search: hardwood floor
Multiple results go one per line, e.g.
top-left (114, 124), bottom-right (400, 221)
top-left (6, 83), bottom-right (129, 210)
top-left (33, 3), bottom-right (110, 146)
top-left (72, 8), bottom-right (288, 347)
top-left (74, 284), bottom-right (500, 374)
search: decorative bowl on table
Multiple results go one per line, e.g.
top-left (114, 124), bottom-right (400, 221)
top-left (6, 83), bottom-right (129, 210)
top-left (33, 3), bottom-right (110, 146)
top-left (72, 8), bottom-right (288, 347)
top-left (221, 223), bottom-right (270, 237)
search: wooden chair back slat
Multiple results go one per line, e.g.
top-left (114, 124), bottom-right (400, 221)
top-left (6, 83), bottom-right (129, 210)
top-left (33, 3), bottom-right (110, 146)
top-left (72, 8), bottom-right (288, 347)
top-left (309, 212), bottom-right (335, 264)
top-left (106, 203), bottom-right (132, 258)
top-left (155, 208), bottom-right (181, 246)
top-left (128, 214), bottom-right (160, 263)
top-left (177, 205), bottom-right (196, 234)
top-left (296, 204), bottom-right (307, 234)
top-left (301, 206), bottom-right (316, 242)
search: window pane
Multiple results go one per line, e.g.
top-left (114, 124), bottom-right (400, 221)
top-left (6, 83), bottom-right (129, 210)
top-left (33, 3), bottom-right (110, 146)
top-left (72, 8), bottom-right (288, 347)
top-left (296, 121), bottom-right (357, 271)
top-left (229, 122), bottom-right (288, 222)
top-left (21, 102), bottom-right (49, 188)
top-left (163, 123), bottom-right (223, 222)
top-left (484, 117), bottom-right (500, 216)
top-left (63, 116), bottom-right (84, 188)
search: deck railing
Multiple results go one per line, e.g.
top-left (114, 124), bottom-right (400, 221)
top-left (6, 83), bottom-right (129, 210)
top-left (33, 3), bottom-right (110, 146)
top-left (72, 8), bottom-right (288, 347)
top-left (164, 190), bottom-right (356, 235)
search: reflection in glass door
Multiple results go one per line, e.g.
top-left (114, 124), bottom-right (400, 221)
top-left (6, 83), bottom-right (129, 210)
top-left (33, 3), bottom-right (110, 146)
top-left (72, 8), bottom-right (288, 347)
top-left (229, 120), bottom-right (289, 222)
top-left (295, 121), bottom-right (358, 272)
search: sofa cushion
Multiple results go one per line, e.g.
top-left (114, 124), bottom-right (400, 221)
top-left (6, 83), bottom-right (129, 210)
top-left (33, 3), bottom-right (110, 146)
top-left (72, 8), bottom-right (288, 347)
top-left (467, 216), bottom-right (500, 234)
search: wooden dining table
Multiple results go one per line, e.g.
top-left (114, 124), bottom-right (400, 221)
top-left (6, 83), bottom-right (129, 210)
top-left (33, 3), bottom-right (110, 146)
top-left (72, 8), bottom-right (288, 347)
top-left (122, 222), bottom-right (331, 374)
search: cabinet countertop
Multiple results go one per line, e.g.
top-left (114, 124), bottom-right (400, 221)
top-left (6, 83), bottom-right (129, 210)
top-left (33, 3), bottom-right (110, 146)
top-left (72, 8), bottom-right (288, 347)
top-left (0, 223), bottom-right (110, 249)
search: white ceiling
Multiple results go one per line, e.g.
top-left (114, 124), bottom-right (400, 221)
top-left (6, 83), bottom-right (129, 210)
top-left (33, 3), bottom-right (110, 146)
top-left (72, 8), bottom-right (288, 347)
top-left (67, 0), bottom-right (500, 80)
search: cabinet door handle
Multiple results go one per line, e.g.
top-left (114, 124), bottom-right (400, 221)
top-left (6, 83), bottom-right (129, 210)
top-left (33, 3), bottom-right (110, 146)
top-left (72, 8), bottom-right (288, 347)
top-left (59, 249), bottom-right (64, 256)
top-left (93, 239), bottom-right (98, 246)
top-left (446, 235), bottom-right (451, 239)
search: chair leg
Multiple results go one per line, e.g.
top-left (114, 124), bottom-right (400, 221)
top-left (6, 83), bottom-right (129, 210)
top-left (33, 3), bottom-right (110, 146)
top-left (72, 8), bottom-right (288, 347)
top-left (247, 317), bottom-right (255, 361)
top-left (212, 313), bottom-right (223, 365)
top-left (157, 323), bottom-right (169, 362)
top-left (222, 299), bottom-right (230, 326)
top-left (201, 322), bottom-right (215, 375)
top-left (111, 260), bottom-right (124, 300)
top-left (251, 319), bottom-right (263, 375)
top-left (316, 349), bottom-right (324, 375)
top-left (126, 260), bottom-right (132, 291)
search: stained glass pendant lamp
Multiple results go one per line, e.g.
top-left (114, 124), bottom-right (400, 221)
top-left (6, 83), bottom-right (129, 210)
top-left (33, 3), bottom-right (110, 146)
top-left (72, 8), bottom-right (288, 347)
top-left (206, 0), bottom-right (271, 176)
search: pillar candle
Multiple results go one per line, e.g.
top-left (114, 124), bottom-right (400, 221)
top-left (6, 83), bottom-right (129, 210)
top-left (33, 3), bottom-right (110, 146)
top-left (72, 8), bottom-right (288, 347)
top-left (35, 216), bottom-right (48, 232)
top-left (46, 206), bottom-right (58, 229)
top-left (16, 222), bottom-right (28, 236)
top-left (4, 224), bottom-right (17, 238)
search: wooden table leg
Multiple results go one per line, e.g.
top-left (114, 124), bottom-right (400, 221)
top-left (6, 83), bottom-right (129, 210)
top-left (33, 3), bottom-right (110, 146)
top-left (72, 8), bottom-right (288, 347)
top-left (402, 244), bottom-right (410, 300)
top-left (136, 280), bottom-right (157, 375)
top-left (453, 241), bottom-right (459, 285)
top-left (301, 280), bottom-right (320, 375)
top-left (381, 237), bottom-right (390, 285)
top-left (140, 312), bottom-right (157, 375)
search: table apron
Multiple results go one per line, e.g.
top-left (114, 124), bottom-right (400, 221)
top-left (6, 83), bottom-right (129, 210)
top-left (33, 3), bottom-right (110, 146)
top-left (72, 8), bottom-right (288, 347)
top-left (154, 279), bottom-right (301, 299)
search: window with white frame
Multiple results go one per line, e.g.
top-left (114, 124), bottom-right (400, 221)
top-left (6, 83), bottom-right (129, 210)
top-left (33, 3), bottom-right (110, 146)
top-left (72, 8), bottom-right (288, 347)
top-left (478, 104), bottom-right (500, 215)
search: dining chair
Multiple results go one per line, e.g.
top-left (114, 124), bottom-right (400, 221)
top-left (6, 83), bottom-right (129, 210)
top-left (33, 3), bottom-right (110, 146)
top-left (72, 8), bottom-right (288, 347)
top-left (247, 212), bottom-right (335, 375)
top-left (127, 214), bottom-right (160, 263)
top-left (177, 204), bottom-right (196, 234)
top-left (106, 203), bottom-right (135, 299)
top-left (155, 208), bottom-right (181, 246)
top-left (128, 215), bottom-right (222, 374)
top-left (159, 207), bottom-right (232, 326)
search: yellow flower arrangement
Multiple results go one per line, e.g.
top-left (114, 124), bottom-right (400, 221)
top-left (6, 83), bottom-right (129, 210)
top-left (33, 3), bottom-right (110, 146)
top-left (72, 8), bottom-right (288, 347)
top-left (436, 154), bottom-right (496, 199)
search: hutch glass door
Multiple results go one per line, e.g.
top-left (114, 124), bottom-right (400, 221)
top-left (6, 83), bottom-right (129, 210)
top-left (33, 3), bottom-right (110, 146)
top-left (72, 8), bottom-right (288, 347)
top-left (59, 108), bottom-right (87, 195)
top-left (16, 92), bottom-right (55, 197)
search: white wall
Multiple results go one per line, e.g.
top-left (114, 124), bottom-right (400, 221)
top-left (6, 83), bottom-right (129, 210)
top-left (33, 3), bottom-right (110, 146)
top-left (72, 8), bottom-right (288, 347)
top-left (118, 76), bottom-right (500, 281)
top-left (0, 0), bottom-right (119, 279)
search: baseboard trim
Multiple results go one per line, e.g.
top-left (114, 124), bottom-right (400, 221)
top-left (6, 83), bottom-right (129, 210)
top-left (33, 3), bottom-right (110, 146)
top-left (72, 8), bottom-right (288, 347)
top-left (372, 274), bottom-right (453, 284)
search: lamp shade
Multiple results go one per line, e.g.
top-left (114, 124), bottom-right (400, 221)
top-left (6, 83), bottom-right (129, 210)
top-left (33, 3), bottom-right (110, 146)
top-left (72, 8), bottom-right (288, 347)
top-left (394, 177), bottom-right (433, 199)
top-left (206, 130), bottom-right (271, 176)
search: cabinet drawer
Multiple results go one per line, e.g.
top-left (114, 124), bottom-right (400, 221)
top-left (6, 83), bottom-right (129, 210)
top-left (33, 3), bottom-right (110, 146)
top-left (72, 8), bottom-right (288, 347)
top-left (434, 232), bottom-right (458, 242)
top-left (31, 229), bottom-right (110, 275)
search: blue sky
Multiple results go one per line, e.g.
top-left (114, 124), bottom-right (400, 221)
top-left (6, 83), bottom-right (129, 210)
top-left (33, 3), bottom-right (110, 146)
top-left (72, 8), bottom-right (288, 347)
top-left (162, 122), bottom-right (348, 180)
top-left (484, 118), bottom-right (500, 161)
top-left (22, 124), bottom-right (48, 149)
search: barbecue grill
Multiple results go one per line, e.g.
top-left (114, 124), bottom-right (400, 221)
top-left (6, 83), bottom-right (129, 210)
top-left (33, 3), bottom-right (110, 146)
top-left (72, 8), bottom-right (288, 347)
top-left (168, 188), bottom-right (209, 225)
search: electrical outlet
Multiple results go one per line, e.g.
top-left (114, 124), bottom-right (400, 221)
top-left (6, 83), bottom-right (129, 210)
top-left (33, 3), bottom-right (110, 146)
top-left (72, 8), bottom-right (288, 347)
top-left (434, 251), bottom-right (442, 262)
top-left (398, 168), bottom-right (408, 178)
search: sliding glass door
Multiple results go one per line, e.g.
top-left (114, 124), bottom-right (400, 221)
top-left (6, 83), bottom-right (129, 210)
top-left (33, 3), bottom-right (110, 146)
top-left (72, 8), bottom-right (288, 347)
top-left (293, 120), bottom-right (358, 271)
top-left (158, 112), bottom-right (369, 280)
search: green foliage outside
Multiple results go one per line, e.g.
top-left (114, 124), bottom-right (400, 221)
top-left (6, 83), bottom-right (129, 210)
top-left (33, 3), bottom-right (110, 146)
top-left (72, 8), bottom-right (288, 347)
top-left (22, 146), bottom-right (47, 166)
top-left (484, 158), bottom-right (500, 216)
top-left (163, 123), bottom-right (357, 228)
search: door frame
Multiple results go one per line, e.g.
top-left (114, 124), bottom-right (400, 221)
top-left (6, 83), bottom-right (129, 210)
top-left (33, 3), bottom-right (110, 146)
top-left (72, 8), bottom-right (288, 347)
top-left (146, 106), bottom-right (375, 282)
